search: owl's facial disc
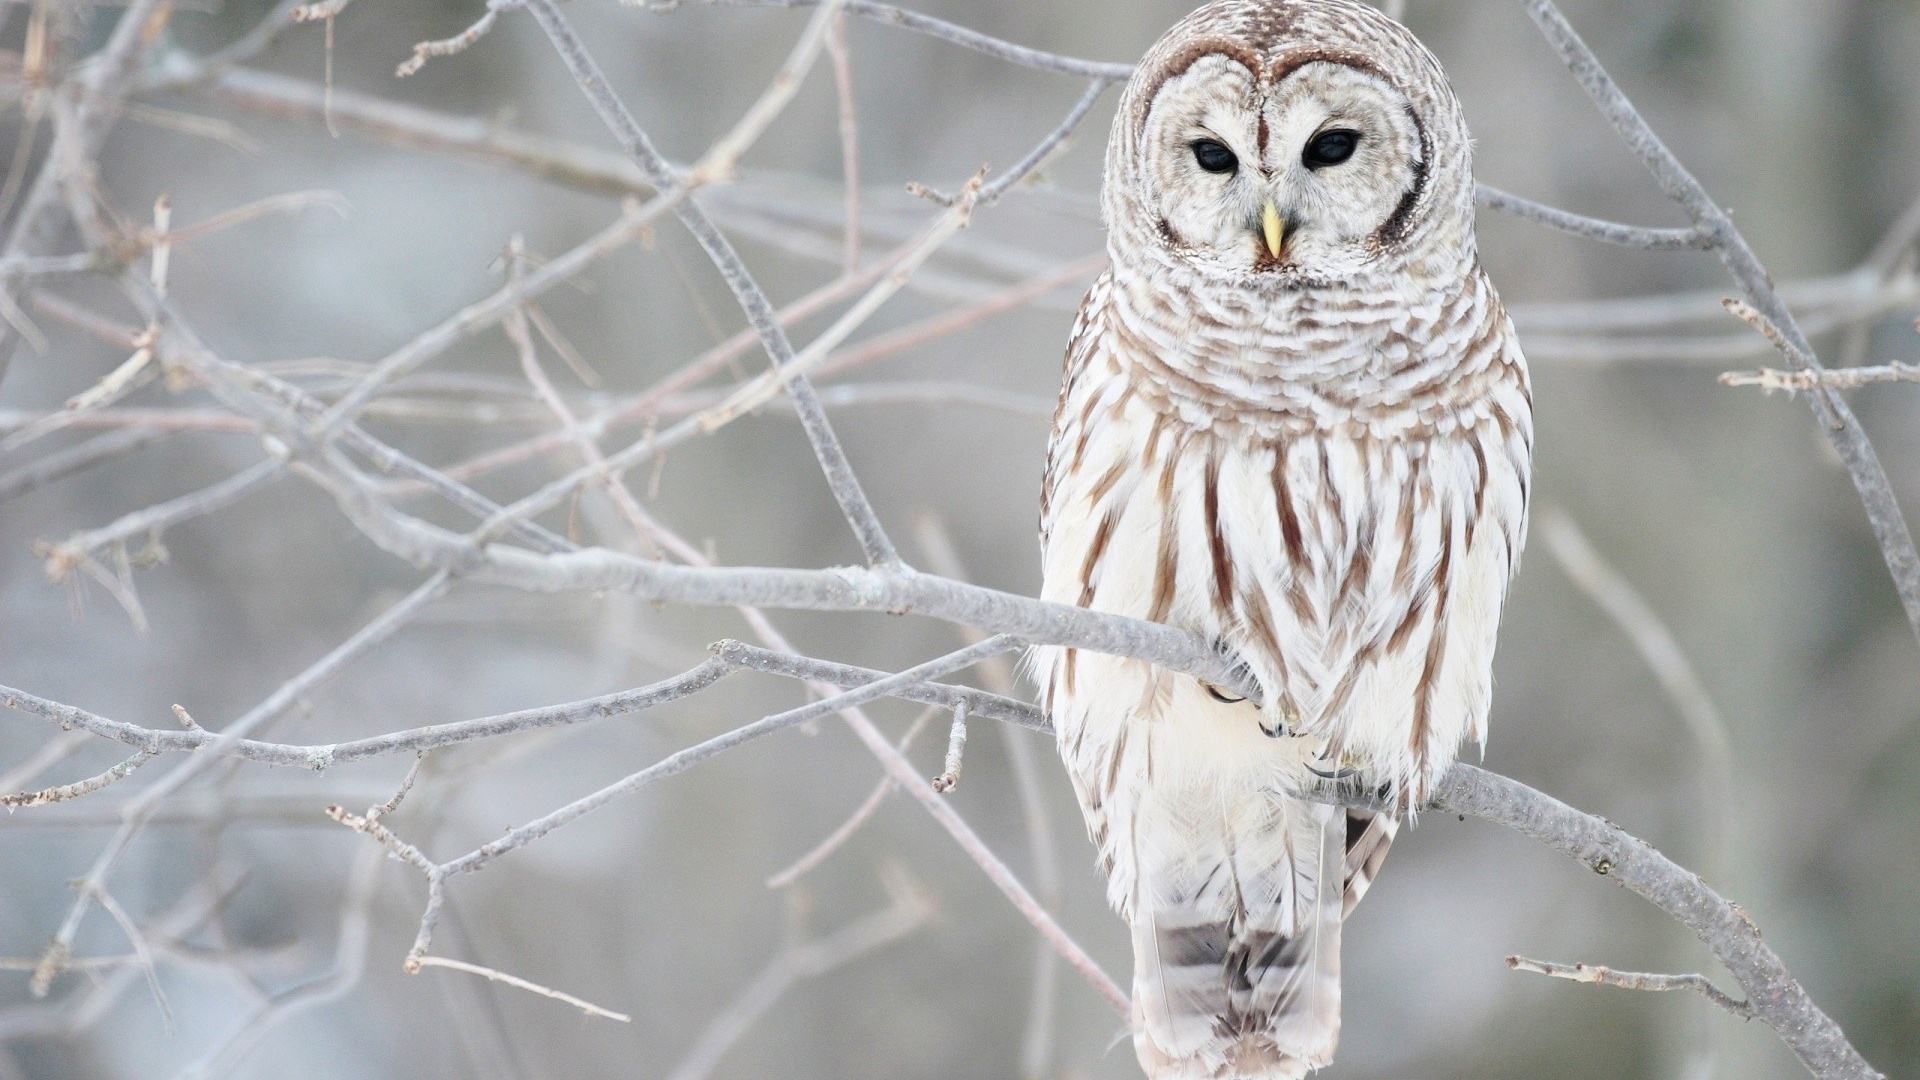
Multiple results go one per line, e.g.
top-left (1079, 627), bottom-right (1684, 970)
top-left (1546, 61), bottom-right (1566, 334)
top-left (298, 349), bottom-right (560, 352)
top-left (1138, 56), bottom-right (1429, 283)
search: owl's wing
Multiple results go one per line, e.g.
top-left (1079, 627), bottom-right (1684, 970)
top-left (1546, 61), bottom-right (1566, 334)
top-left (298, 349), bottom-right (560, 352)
top-left (1040, 268), bottom-right (1114, 550)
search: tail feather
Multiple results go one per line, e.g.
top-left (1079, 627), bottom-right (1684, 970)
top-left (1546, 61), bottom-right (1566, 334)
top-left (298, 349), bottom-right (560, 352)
top-left (1341, 809), bottom-right (1399, 919)
top-left (1129, 797), bottom-right (1345, 1079)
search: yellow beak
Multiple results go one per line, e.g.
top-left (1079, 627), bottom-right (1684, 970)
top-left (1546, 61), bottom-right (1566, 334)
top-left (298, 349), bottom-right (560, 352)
top-left (1261, 202), bottom-right (1286, 259)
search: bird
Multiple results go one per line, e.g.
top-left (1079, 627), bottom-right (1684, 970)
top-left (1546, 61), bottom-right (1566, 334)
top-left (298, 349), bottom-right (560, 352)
top-left (1034, 1), bottom-right (1532, 1076)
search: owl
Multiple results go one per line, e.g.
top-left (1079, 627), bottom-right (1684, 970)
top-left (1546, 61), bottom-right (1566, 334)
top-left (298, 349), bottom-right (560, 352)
top-left (1036, 1), bottom-right (1532, 1076)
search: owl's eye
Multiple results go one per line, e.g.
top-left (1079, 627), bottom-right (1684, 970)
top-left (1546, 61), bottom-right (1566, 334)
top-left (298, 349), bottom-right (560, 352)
top-left (1189, 139), bottom-right (1239, 174)
top-left (1303, 129), bottom-right (1361, 169)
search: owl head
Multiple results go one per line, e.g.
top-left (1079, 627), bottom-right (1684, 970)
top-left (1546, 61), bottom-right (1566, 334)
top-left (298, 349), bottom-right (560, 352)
top-left (1105, 0), bottom-right (1476, 288)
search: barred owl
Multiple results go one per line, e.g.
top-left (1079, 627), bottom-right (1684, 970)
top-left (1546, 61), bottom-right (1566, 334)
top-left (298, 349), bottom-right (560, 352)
top-left (1035, 2), bottom-right (1532, 1076)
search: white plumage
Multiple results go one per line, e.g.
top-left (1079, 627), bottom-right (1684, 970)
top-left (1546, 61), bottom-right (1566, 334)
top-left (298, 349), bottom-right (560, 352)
top-left (1036, 2), bottom-right (1532, 1076)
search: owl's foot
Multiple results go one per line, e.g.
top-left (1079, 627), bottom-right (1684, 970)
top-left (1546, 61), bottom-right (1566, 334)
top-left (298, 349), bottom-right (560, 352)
top-left (1305, 746), bottom-right (1360, 780)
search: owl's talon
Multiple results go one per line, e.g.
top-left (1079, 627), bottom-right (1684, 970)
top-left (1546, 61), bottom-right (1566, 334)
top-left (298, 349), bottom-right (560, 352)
top-left (1204, 683), bottom-right (1248, 705)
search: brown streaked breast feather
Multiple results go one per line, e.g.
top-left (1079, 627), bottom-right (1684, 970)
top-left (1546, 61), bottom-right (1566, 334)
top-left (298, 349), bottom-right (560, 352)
top-left (1466, 433), bottom-right (1488, 550)
top-left (1388, 450), bottom-right (1426, 599)
top-left (1271, 446), bottom-right (1308, 565)
top-left (1077, 509), bottom-right (1121, 608)
top-left (1204, 448), bottom-right (1236, 617)
top-left (1085, 453), bottom-right (1132, 510)
top-left (1148, 439), bottom-right (1186, 623)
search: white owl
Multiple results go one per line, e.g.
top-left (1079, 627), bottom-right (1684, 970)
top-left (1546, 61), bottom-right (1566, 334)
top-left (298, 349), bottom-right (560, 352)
top-left (1036, 2), bottom-right (1532, 1076)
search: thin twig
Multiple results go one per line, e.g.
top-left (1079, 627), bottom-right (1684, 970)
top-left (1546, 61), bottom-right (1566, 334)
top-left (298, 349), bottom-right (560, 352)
top-left (538, 460), bottom-right (1124, 1028)
top-left (665, 872), bottom-right (931, 1080)
top-left (1507, 956), bottom-right (1755, 1020)
top-left (170, 845), bottom-right (383, 1080)
top-left (673, 0), bottom-right (1133, 80)
top-left (0, 730), bottom-right (94, 796)
top-left (911, 513), bottom-right (1062, 1080)
top-left (2, 749), bottom-right (158, 808)
top-left (0, 658), bottom-right (733, 772)
top-left (686, 0), bottom-right (849, 186)
top-left (91, 886), bottom-right (174, 1030)
top-left (1540, 509), bottom-right (1733, 880)
top-left (409, 251), bottom-right (1093, 498)
top-left (826, 11), bottom-right (860, 272)
top-left (693, 172), bottom-right (984, 430)
top-left (410, 956), bottom-right (631, 1023)
top-left (912, 79), bottom-right (1112, 207)
top-left (435, 636), bottom-right (1022, 878)
top-left (315, 197), bottom-right (676, 431)
top-left (930, 701), bottom-right (967, 793)
top-left (763, 705), bottom-right (938, 889)
top-left (36, 457), bottom-right (288, 582)
top-left (396, 3), bottom-right (503, 78)
top-left (1720, 361), bottom-right (1920, 393)
top-left (22, 572), bottom-right (454, 996)
top-left (1477, 184), bottom-right (1708, 250)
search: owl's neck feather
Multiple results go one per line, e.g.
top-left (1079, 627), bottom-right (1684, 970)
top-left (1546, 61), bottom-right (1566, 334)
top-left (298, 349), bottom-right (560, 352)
top-left (1100, 234), bottom-right (1508, 441)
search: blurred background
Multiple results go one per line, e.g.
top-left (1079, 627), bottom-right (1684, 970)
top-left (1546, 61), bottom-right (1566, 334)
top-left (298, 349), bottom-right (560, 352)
top-left (3, 0), bottom-right (1918, 1077)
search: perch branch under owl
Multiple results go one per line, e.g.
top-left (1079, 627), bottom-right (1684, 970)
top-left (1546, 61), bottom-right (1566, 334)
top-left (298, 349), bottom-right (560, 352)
top-left (3, 636), bottom-right (1874, 1076)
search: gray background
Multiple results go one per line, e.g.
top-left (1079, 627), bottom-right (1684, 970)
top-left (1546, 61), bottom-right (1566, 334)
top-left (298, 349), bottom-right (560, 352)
top-left (3, 0), bottom-right (1918, 1077)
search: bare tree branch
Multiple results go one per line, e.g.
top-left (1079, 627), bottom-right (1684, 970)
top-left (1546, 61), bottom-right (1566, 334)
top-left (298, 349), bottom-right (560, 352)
top-left (1427, 766), bottom-right (1880, 1080)
top-left (666, 871), bottom-right (933, 1080)
top-left (1521, 0), bottom-right (1920, 653)
top-left (410, 957), bottom-right (630, 1024)
top-left (19, 571), bottom-right (453, 997)
top-left (1721, 360), bottom-right (1920, 393)
top-left (1, 749), bottom-right (157, 808)
top-left (670, 0), bottom-right (1135, 80)
top-left (1507, 955), bottom-right (1755, 1021)
top-left (0, 0), bottom-right (173, 384)
top-left (0, 427), bottom-right (172, 504)
top-left (1476, 184), bottom-right (1708, 250)
top-left (1539, 510), bottom-right (1733, 878)
top-left (35, 456), bottom-right (286, 583)
top-left (1, 3), bottom-right (1905, 1076)
top-left (523, 0), bottom-right (904, 567)
top-left (762, 706), bottom-right (939, 889)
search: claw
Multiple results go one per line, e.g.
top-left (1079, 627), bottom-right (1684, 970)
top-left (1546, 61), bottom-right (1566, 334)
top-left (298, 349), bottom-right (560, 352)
top-left (1204, 684), bottom-right (1248, 705)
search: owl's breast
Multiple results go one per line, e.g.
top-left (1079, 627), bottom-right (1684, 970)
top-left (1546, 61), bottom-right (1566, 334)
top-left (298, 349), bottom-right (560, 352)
top-left (1040, 323), bottom-right (1531, 800)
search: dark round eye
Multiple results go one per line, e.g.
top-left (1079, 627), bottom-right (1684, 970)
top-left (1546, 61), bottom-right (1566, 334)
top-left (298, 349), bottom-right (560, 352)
top-left (1303, 129), bottom-right (1360, 169)
top-left (1189, 139), bottom-right (1239, 175)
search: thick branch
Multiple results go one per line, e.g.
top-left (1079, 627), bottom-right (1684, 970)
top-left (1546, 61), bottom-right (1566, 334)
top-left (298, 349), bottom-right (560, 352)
top-left (1430, 766), bottom-right (1880, 1080)
top-left (6, 646), bottom-right (1875, 1072)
